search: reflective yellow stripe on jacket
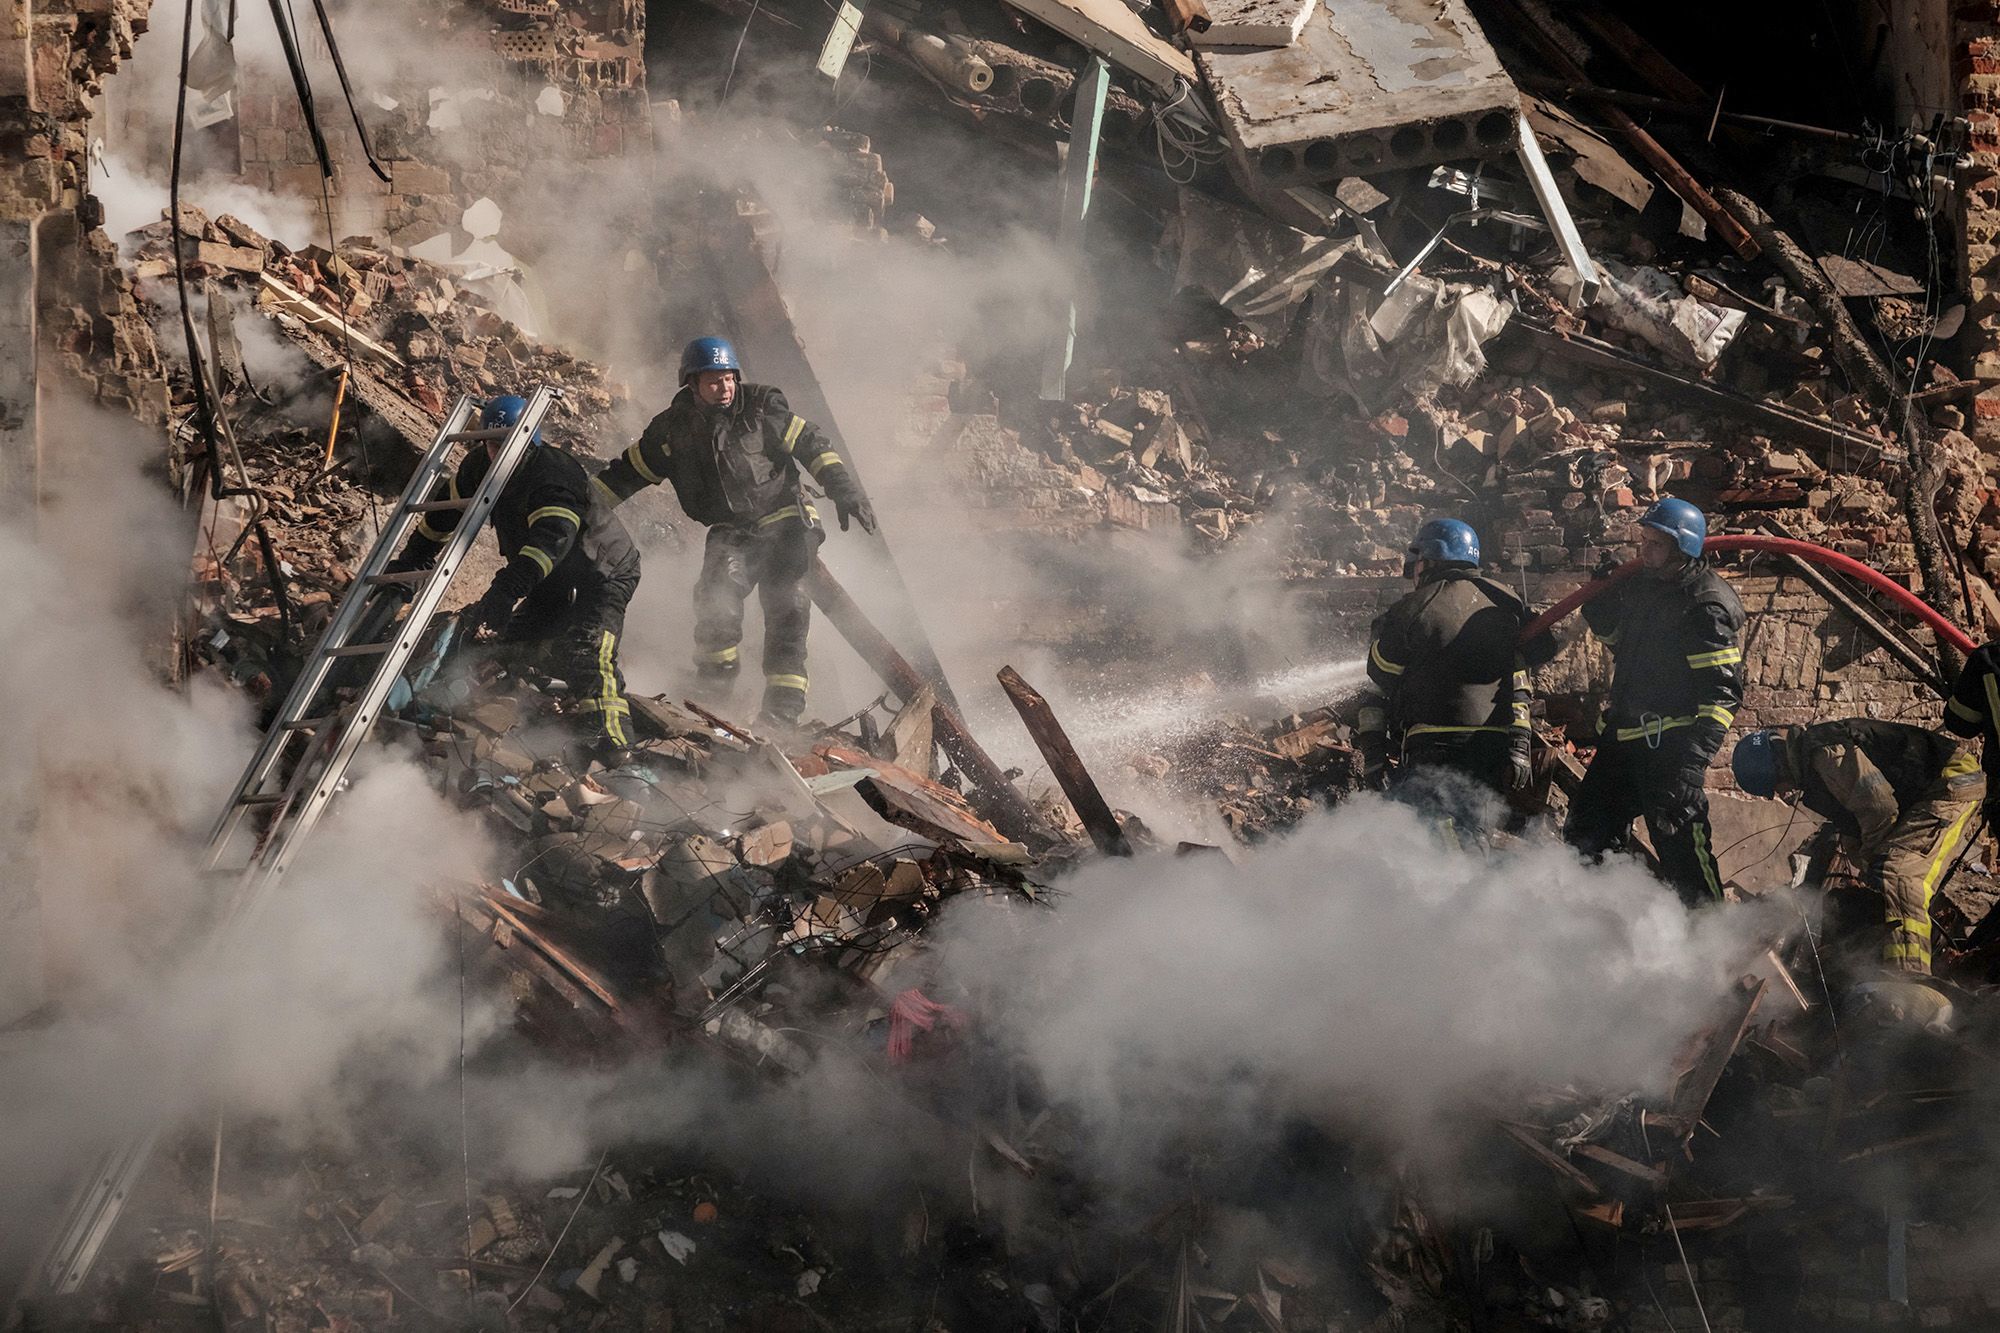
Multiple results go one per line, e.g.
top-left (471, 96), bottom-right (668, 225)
top-left (1610, 704), bottom-right (1735, 743)
top-left (757, 503), bottom-right (820, 529)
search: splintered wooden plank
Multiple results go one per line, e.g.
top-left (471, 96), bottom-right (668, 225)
top-left (997, 665), bottom-right (1131, 857)
top-left (1498, 1123), bottom-right (1601, 1196)
top-left (1663, 977), bottom-right (1766, 1144)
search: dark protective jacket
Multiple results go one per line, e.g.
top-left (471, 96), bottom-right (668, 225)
top-left (1582, 559), bottom-right (1744, 755)
top-left (1786, 719), bottom-right (1973, 847)
top-left (396, 444), bottom-right (639, 601)
top-left (597, 383), bottom-right (866, 530)
top-left (1360, 566), bottom-right (1536, 745)
top-left (1945, 641), bottom-right (2000, 777)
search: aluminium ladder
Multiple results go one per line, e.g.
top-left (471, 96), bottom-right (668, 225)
top-left (29, 387), bottom-right (558, 1300)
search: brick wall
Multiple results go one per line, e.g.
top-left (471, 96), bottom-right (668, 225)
top-left (1959, 4), bottom-right (2000, 445)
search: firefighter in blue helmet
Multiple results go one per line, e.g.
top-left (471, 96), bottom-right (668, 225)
top-left (1565, 497), bottom-right (1745, 906)
top-left (595, 337), bottom-right (878, 727)
top-left (388, 394), bottom-right (642, 752)
top-left (1358, 517), bottom-right (1556, 834)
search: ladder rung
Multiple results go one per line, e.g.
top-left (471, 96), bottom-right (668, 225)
top-left (409, 498), bottom-right (472, 513)
top-left (443, 428), bottom-right (511, 443)
top-left (239, 793), bottom-right (285, 807)
top-left (281, 715), bottom-right (334, 731)
top-left (324, 642), bottom-right (393, 657)
top-left (365, 570), bottom-right (426, 585)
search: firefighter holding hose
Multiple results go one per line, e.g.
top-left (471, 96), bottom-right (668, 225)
top-left (1357, 517), bottom-right (1555, 836)
top-left (1565, 498), bottom-right (1745, 906)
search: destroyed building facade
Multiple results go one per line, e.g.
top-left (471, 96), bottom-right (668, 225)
top-left (17, 0), bottom-right (2000, 1329)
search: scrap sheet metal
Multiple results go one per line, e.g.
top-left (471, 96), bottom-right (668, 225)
top-left (1199, 0), bottom-right (1520, 177)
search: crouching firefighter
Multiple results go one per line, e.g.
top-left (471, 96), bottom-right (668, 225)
top-left (596, 337), bottom-right (878, 727)
top-left (1734, 722), bottom-right (1983, 981)
top-left (1357, 518), bottom-right (1554, 837)
top-left (387, 394), bottom-right (641, 753)
top-left (1564, 497), bottom-right (1744, 907)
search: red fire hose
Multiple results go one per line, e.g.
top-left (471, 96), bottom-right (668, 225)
top-left (1517, 534), bottom-right (1977, 656)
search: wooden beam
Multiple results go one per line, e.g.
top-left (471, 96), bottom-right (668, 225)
top-left (1513, 320), bottom-right (1889, 462)
top-left (1488, 0), bottom-right (1757, 259)
top-left (1001, 0), bottom-right (1195, 88)
top-left (997, 665), bottom-right (1131, 857)
top-left (807, 559), bottom-right (1048, 844)
top-left (1662, 977), bottom-right (1766, 1145)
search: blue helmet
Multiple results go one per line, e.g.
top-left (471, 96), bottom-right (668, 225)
top-left (680, 336), bottom-right (741, 384)
top-left (1405, 517), bottom-right (1480, 575)
top-left (1732, 729), bottom-right (1783, 798)
top-left (1640, 496), bottom-right (1707, 559)
top-left (480, 394), bottom-right (541, 446)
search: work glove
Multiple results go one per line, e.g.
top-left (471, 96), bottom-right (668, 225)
top-left (836, 494), bottom-right (878, 534)
top-left (1591, 550), bottom-right (1622, 581)
top-left (1506, 733), bottom-right (1534, 793)
top-left (465, 582), bottom-right (520, 640)
top-left (1656, 748), bottom-right (1715, 828)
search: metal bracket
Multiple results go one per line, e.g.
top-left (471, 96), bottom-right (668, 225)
top-left (1514, 108), bottom-right (1601, 308)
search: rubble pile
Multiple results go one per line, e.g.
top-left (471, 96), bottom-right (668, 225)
top-left (34, 0), bottom-right (2000, 1325)
top-left (76, 628), bottom-right (2000, 1331)
top-left (129, 206), bottom-right (628, 457)
top-left (943, 206), bottom-right (1967, 591)
top-left (1131, 704), bottom-right (1360, 840)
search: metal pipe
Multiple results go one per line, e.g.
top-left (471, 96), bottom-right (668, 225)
top-left (868, 10), bottom-right (994, 93)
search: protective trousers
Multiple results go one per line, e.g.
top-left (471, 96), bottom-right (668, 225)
top-left (1870, 756), bottom-right (1985, 973)
top-left (692, 519), bottom-right (820, 721)
top-left (506, 564), bottom-right (636, 746)
top-left (1564, 735), bottom-right (1724, 907)
top-left (1392, 732), bottom-right (1515, 846)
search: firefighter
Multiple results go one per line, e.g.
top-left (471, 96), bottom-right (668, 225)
top-left (1944, 641), bottom-right (2000, 799)
top-left (1733, 722), bottom-right (1983, 980)
top-left (596, 337), bottom-right (877, 727)
top-left (1357, 518), bottom-right (1552, 833)
top-left (389, 394), bottom-right (641, 752)
top-left (1564, 497), bottom-right (1744, 906)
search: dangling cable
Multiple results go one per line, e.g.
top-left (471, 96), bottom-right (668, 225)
top-left (303, 0), bottom-right (392, 183)
top-left (170, 0), bottom-right (294, 633)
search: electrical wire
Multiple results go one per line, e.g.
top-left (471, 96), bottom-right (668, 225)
top-left (1150, 81), bottom-right (1223, 187)
top-left (720, 0), bottom-right (762, 102)
top-left (169, 0), bottom-right (295, 645)
top-left (506, 1148), bottom-right (607, 1312)
top-left (1660, 1204), bottom-right (1714, 1333)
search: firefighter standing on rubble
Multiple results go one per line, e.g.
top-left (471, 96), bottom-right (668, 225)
top-left (1733, 721), bottom-right (1982, 983)
top-left (388, 394), bottom-right (641, 752)
top-left (1564, 497), bottom-right (1744, 906)
top-left (595, 337), bottom-right (877, 727)
top-left (1357, 517), bottom-right (1555, 834)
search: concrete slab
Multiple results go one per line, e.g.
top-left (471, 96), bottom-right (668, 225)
top-left (1190, 0), bottom-right (1318, 48)
top-left (1198, 0), bottom-right (1520, 188)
